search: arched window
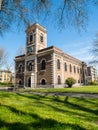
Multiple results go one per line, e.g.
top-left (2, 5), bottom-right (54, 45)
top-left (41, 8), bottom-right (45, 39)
top-left (28, 62), bottom-right (32, 71)
top-left (41, 60), bottom-right (46, 70)
top-left (64, 63), bottom-right (67, 71)
top-left (57, 59), bottom-right (60, 69)
top-left (58, 76), bottom-right (61, 84)
top-left (70, 64), bottom-right (72, 72)
top-left (41, 79), bottom-right (46, 85)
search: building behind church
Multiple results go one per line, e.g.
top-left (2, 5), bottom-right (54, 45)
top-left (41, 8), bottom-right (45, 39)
top-left (0, 70), bottom-right (12, 83)
top-left (87, 66), bottom-right (98, 82)
top-left (15, 23), bottom-right (87, 88)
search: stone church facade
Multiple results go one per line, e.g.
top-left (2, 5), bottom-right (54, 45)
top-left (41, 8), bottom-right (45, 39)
top-left (15, 23), bottom-right (87, 88)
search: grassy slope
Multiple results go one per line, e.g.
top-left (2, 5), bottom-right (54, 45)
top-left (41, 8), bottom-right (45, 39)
top-left (0, 92), bottom-right (98, 130)
top-left (20, 86), bottom-right (98, 93)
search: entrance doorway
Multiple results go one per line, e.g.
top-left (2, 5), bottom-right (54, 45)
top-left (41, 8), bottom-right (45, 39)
top-left (19, 79), bottom-right (22, 87)
top-left (41, 79), bottom-right (46, 85)
top-left (28, 77), bottom-right (31, 87)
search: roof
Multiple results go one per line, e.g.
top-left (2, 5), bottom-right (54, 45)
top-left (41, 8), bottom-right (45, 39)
top-left (0, 70), bottom-right (12, 73)
top-left (15, 54), bottom-right (25, 58)
top-left (38, 45), bottom-right (82, 63)
top-left (26, 23), bottom-right (46, 33)
top-left (38, 46), bottom-right (54, 52)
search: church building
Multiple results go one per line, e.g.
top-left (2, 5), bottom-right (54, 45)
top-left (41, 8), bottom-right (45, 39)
top-left (15, 23), bottom-right (87, 88)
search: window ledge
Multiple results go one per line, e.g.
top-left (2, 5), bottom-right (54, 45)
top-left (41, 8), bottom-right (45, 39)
top-left (40, 70), bottom-right (46, 72)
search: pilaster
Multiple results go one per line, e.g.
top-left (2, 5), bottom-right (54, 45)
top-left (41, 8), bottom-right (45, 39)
top-left (51, 53), bottom-right (55, 88)
top-left (35, 28), bottom-right (38, 54)
top-left (62, 57), bottom-right (64, 84)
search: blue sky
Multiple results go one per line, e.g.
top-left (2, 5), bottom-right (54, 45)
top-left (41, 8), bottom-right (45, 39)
top-left (0, 3), bottom-right (98, 71)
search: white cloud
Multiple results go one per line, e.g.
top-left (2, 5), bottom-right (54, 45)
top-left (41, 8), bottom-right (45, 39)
top-left (68, 46), bottom-right (93, 63)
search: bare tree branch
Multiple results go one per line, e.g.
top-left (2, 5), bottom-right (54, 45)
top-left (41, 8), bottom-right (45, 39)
top-left (0, 0), bottom-right (98, 35)
top-left (0, 0), bottom-right (3, 10)
top-left (0, 47), bottom-right (8, 68)
top-left (89, 33), bottom-right (98, 65)
top-left (16, 46), bottom-right (25, 56)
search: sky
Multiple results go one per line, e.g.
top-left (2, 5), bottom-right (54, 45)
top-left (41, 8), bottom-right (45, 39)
top-left (0, 2), bottom-right (98, 72)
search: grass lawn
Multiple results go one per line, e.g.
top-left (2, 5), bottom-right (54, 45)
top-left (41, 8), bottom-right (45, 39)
top-left (0, 91), bottom-right (98, 130)
top-left (19, 85), bottom-right (98, 93)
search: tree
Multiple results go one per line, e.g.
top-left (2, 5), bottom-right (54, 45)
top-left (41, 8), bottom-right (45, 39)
top-left (0, 0), bottom-right (97, 35)
top-left (0, 47), bottom-right (7, 68)
top-left (0, 47), bottom-right (14, 71)
top-left (65, 77), bottom-right (76, 88)
top-left (89, 33), bottom-right (98, 65)
top-left (16, 46), bottom-right (25, 56)
top-left (5, 61), bottom-right (14, 71)
top-left (0, 0), bottom-right (50, 35)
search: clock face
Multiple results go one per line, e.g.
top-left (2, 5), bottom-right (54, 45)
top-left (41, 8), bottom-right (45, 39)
top-left (28, 46), bottom-right (33, 52)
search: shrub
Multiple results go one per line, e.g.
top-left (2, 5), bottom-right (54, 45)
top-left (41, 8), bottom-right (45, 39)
top-left (88, 81), bottom-right (98, 85)
top-left (65, 77), bottom-right (76, 88)
top-left (0, 82), bottom-right (14, 87)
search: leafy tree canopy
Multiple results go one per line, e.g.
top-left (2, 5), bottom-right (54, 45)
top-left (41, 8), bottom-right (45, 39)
top-left (0, 0), bottom-right (98, 35)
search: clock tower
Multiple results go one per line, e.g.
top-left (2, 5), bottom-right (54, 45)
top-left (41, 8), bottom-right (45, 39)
top-left (24, 23), bottom-right (47, 88)
top-left (26, 23), bottom-right (47, 55)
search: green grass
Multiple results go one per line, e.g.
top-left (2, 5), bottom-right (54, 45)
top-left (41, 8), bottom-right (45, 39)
top-left (19, 85), bottom-right (98, 93)
top-left (0, 91), bottom-right (98, 130)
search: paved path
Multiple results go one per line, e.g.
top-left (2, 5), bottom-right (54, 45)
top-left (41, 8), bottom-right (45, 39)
top-left (0, 87), bottom-right (98, 98)
top-left (0, 87), bottom-right (13, 91)
top-left (22, 92), bottom-right (98, 98)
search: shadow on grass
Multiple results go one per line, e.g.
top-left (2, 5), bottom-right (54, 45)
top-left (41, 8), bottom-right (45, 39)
top-left (1, 93), bottom-right (98, 130)
top-left (16, 93), bottom-right (98, 116)
top-left (64, 96), bottom-right (98, 115)
top-left (16, 93), bottom-right (45, 100)
top-left (45, 96), bottom-right (98, 116)
top-left (75, 97), bottom-right (98, 106)
top-left (0, 105), bottom-right (86, 130)
top-left (0, 118), bottom-right (86, 130)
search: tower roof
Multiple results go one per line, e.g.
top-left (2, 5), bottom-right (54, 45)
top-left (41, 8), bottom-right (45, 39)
top-left (26, 23), bottom-right (47, 34)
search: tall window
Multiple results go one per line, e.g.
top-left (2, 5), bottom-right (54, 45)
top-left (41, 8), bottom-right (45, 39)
top-left (19, 64), bottom-right (23, 73)
top-left (4, 74), bottom-right (6, 80)
top-left (77, 67), bottom-right (79, 73)
top-left (40, 33), bottom-right (43, 42)
top-left (30, 34), bottom-right (33, 42)
top-left (57, 59), bottom-right (60, 69)
top-left (70, 64), bottom-right (72, 72)
top-left (58, 76), bottom-right (61, 84)
top-left (27, 34), bottom-right (33, 44)
top-left (74, 66), bottom-right (76, 73)
top-left (41, 60), bottom-right (46, 70)
top-left (28, 62), bottom-right (32, 71)
top-left (64, 63), bottom-right (67, 71)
